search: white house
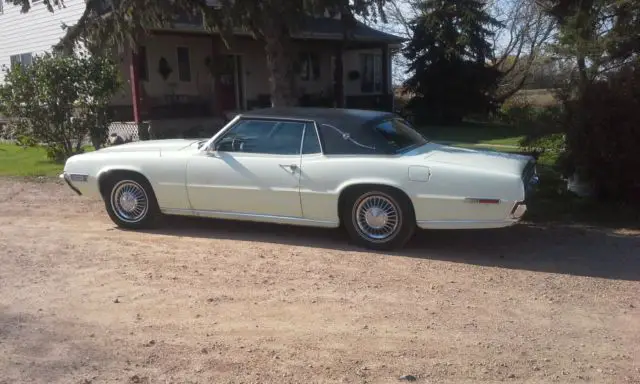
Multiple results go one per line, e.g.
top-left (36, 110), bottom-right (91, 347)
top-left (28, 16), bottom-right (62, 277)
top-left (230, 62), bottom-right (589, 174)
top-left (0, 0), bottom-right (403, 136)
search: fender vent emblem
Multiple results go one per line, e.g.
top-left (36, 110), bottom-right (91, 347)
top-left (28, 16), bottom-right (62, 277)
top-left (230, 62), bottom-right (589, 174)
top-left (69, 174), bottom-right (89, 182)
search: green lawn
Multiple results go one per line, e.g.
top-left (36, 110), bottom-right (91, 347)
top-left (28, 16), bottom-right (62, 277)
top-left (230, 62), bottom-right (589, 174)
top-left (420, 122), bottom-right (525, 147)
top-left (0, 143), bottom-right (93, 177)
top-left (0, 143), bottom-right (64, 177)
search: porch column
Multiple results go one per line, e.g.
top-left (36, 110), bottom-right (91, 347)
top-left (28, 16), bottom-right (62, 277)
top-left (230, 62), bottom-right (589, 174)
top-left (334, 45), bottom-right (345, 108)
top-left (211, 37), bottom-right (222, 117)
top-left (129, 49), bottom-right (141, 123)
top-left (381, 44), bottom-right (390, 97)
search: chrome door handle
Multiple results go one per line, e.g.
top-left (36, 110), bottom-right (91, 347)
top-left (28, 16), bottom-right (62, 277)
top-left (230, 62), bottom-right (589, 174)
top-left (280, 164), bottom-right (299, 173)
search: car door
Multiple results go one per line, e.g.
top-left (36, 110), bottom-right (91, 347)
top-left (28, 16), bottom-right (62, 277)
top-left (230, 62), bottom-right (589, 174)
top-left (185, 118), bottom-right (307, 218)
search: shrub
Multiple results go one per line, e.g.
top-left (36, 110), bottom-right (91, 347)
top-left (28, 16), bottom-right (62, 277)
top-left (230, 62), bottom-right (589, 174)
top-left (0, 52), bottom-right (122, 161)
top-left (562, 63), bottom-right (640, 202)
top-left (500, 93), bottom-right (562, 126)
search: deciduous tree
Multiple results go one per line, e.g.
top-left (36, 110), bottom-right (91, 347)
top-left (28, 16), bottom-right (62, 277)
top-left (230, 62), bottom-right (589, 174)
top-left (488, 0), bottom-right (555, 101)
top-left (0, 52), bottom-right (122, 160)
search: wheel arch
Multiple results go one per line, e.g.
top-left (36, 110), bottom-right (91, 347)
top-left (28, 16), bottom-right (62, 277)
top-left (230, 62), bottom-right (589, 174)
top-left (97, 167), bottom-right (154, 200)
top-left (336, 181), bottom-right (416, 225)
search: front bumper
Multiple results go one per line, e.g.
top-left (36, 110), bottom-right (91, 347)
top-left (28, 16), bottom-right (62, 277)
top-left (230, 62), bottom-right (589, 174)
top-left (59, 172), bottom-right (82, 196)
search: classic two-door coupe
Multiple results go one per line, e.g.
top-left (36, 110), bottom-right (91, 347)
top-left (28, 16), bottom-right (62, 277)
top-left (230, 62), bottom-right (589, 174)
top-left (61, 107), bottom-right (538, 250)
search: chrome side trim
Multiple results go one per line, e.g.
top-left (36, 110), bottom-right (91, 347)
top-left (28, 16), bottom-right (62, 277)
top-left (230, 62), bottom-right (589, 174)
top-left (312, 120), bottom-right (324, 155)
top-left (160, 208), bottom-right (340, 228)
top-left (299, 123), bottom-right (307, 156)
top-left (416, 219), bottom-right (518, 230)
top-left (464, 197), bottom-right (502, 204)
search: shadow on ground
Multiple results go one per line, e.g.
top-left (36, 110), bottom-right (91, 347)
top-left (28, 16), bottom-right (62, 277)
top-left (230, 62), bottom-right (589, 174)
top-left (128, 216), bottom-right (640, 282)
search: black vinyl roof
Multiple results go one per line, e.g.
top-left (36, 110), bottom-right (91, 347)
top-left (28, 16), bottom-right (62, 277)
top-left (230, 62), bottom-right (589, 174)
top-left (238, 107), bottom-right (398, 155)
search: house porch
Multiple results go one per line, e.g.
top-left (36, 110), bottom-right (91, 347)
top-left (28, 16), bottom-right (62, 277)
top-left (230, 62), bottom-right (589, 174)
top-left (108, 30), bottom-right (399, 126)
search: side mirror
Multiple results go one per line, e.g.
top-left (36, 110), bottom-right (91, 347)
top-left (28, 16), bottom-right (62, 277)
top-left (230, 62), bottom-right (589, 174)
top-left (205, 144), bottom-right (219, 156)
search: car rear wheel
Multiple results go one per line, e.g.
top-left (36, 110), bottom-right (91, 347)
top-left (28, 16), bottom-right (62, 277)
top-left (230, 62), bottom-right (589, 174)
top-left (342, 187), bottom-right (416, 250)
top-left (104, 173), bottom-right (161, 229)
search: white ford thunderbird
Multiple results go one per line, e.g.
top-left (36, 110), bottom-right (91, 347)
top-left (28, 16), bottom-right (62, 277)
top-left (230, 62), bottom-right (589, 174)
top-left (61, 107), bottom-right (538, 250)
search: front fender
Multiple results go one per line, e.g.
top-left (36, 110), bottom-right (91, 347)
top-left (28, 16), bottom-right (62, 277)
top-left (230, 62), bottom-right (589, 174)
top-left (96, 165), bottom-right (147, 183)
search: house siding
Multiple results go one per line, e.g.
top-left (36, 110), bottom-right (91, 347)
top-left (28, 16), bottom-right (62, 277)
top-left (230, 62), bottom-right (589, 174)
top-left (0, 0), bottom-right (86, 83)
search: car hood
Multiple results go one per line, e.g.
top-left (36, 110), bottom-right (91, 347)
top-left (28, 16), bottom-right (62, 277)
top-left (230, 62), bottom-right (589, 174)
top-left (97, 139), bottom-right (205, 153)
top-left (421, 143), bottom-right (534, 176)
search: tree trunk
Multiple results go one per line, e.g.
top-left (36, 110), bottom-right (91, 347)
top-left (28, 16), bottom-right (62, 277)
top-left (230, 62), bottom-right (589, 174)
top-left (577, 54), bottom-right (589, 95)
top-left (263, 23), bottom-right (298, 107)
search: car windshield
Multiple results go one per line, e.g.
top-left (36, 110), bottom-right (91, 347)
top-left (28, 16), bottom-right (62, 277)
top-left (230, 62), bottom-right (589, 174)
top-left (372, 118), bottom-right (428, 154)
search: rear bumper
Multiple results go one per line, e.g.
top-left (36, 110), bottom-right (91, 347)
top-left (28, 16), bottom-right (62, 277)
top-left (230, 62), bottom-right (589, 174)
top-left (59, 172), bottom-right (82, 196)
top-left (510, 201), bottom-right (527, 220)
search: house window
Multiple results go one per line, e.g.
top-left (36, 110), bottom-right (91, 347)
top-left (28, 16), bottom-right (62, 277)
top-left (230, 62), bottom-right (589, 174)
top-left (177, 47), bottom-right (191, 82)
top-left (299, 52), bottom-right (320, 81)
top-left (95, 0), bottom-right (115, 14)
top-left (360, 53), bottom-right (383, 93)
top-left (137, 46), bottom-right (148, 81)
top-left (10, 53), bottom-right (33, 68)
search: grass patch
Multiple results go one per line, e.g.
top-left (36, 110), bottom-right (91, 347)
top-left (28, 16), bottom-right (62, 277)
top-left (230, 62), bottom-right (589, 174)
top-left (0, 143), bottom-right (93, 177)
top-left (420, 122), bottom-right (525, 147)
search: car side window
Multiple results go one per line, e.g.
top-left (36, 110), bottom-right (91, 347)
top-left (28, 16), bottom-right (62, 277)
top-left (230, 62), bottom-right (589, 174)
top-left (301, 123), bottom-right (321, 154)
top-left (215, 119), bottom-right (305, 155)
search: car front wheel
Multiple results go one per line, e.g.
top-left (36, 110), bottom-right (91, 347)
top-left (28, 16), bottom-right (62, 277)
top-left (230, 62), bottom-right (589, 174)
top-left (104, 173), bottom-right (161, 229)
top-left (343, 187), bottom-right (416, 250)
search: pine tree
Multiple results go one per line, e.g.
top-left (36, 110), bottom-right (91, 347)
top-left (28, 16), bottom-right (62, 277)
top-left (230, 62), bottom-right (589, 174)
top-left (403, 0), bottom-right (503, 125)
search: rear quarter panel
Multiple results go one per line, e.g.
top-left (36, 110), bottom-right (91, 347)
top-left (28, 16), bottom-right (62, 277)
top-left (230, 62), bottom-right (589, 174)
top-left (410, 162), bottom-right (524, 224)
top-left (299, 154), bottom-right (408, 223)
top-left (299, 154), bottom-right (524, 225)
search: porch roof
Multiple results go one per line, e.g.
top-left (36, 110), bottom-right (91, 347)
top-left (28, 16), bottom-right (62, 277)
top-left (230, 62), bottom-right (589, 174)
top-left (294, 17), bottom-right (405, 44)
top-left (167, 15), bottom-right (404, 46)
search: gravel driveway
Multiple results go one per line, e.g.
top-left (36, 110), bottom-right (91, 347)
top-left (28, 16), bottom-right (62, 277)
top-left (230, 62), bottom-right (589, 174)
top-left (1, 177), bottom-right (638, 384)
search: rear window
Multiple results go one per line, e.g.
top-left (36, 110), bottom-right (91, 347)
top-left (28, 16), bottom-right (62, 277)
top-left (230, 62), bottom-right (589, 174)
top-left (317, 123), bottom-right (378, 155)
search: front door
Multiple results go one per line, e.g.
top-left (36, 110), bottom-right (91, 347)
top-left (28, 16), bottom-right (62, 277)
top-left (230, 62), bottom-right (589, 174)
top-left (186, 118), bottom-right (309, 217)
top-left (216, 55), bottom-right (241, 112)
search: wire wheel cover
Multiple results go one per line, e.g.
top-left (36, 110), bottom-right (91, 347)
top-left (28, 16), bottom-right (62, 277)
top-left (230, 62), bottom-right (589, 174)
top-left (354, 193), bottom-right (401, 241)
top-left (110, 180), bottom-right (149, 223)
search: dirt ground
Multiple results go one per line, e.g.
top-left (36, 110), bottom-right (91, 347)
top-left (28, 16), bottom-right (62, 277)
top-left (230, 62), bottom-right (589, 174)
top-left (0, 177), bottom-right (639, 384)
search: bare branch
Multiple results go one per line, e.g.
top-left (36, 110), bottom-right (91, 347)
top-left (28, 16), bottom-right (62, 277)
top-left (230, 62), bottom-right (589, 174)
top-left (490, 0), bottom-right (556, 101)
